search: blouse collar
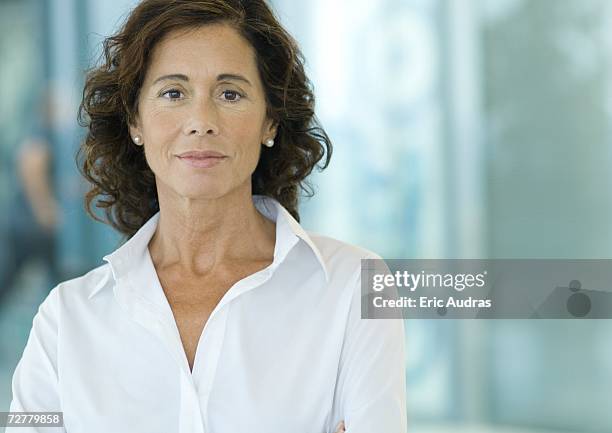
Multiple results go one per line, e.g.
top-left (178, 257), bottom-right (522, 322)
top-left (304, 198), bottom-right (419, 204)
top-left (93, 195), bottom-right (329, 299)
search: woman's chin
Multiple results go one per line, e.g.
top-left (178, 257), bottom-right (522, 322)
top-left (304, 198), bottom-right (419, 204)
top-left (172, 183), bottom-right (230, 201)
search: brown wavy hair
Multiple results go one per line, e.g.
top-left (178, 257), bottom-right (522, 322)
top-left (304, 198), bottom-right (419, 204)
top-left (77, 0), bottom-right (332, 238)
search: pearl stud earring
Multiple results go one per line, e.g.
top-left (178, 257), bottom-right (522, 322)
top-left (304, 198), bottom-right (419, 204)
top-left (133, 135), bottom-right (143, 146)
top-left (264, 138), bottom-right (274, 148)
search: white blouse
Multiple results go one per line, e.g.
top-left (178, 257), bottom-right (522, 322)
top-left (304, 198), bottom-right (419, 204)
top-left (8, 195), bottom-right (407, 433)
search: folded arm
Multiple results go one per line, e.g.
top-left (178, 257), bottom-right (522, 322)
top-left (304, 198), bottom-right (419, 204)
top-left (332, 266), bottom-right (407, 433)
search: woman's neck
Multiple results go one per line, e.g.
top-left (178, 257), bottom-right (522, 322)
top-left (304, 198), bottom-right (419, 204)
top-left (148, 182), bottom-right (276, 277)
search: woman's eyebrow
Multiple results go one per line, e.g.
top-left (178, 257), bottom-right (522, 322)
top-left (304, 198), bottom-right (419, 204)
top-left (217, 73), bottom-right (252, 87)
top-left (151, 73), bottom-right (252, 87)
top-left (152, 74), bottom-right (189, 85)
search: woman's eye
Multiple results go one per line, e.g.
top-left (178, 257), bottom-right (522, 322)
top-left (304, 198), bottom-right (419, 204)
top-left (221, 90), bottom-right (243, 102)
top-left (161, 89), bottom-right (184, 100)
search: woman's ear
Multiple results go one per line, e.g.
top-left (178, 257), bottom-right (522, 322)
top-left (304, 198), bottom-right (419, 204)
top-left (128, 115), bottom-right (142, 140)
top-left (129, 124), bottom-right (140, 139)
top-left (264, 118), bottom-right (278, 140)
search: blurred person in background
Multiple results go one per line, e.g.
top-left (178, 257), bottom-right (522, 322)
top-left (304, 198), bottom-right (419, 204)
top-left (0, 88), bottom-right (62, 309)
top-left (6, 0), bottom-right (406, 432)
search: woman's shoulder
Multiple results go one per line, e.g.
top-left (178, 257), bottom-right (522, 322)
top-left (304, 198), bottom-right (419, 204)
top-left (304, 230), bottom-right (383, 280)
top-left (52, 262), bottom-right (113, 302)
top-left (307, 231), bottom-right (381, 258)
top-left (30, 263), bottom-right (113, 325)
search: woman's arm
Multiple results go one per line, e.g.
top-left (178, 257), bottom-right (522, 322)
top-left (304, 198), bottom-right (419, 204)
top-left (6, 287), bottom-right (66, 433)
top-left (333, 268), bottom-right (408, 433)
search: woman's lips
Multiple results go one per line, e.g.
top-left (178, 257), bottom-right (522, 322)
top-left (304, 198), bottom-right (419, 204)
top-left (177, 155), bottom-right (227, 168)
top-left (178, 150), bottom-right (225, 158)
top-left (176, 150), bottom-right (227, 168)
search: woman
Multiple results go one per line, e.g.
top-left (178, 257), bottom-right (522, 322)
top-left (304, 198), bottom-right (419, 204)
top-left (8, 1), bottom-right (407, 432)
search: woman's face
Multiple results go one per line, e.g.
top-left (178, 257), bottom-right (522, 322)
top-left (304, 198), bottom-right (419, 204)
top-left (130, 23), bottom-right (276, 201)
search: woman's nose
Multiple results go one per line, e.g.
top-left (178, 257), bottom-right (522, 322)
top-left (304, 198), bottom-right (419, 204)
top-left (183, 97), bottom-right (219, 137)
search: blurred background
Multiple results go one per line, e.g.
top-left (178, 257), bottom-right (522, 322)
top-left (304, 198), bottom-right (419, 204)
top-left (1, 0), bottom-right (611, 432)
